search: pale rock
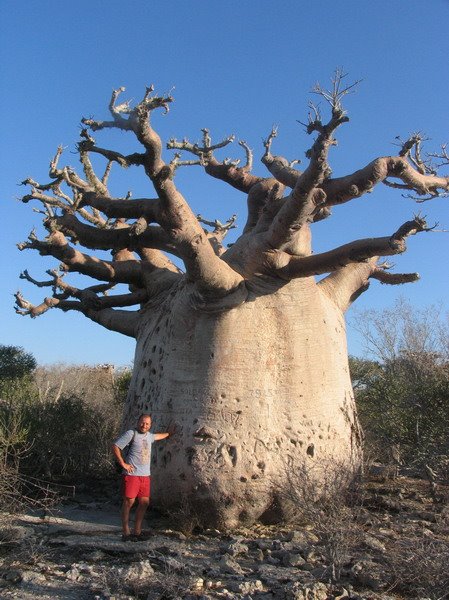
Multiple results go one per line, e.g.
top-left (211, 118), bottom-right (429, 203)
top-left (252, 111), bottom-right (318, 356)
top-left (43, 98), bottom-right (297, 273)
top-left (20, 570), bottom-right (47, 584)
top-left (229, 579), bottom-right (264, 594)
top-left (363, 532), bottom-right (386, 552)
top-left (219, 540), bottom-right (249, 556)
top-left (282, 551), bottom-right (307, 567)
top-left (219, 555), bottom-right (245, 575)
top-left (285, 581), bottom-right (329, 600)
top-left (117, 559), bottom-right (155, 581)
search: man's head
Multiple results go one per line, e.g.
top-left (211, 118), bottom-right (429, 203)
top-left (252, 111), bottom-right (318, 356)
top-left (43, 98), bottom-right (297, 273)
top-left (137, 414), bottom-right (152, 433)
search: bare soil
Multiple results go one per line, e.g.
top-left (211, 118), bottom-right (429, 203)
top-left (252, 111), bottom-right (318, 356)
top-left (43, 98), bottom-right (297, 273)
top-left (0, 473), bottom-right (448, 600)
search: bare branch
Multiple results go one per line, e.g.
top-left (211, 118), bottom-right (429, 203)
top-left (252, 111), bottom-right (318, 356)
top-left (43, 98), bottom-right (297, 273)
top-left (45, 212), bottom-right (176, 254)
top-left (197, 213), bottom-right (237, 234)
top-left (168, 129), bottom-right (263, 193)
top-left (261, 126), bottom-right (302, 188)
top-left (19, 268), bottom-right (56, 288)
top-left (18, 229), bottom-right (146, 286)
top-left (15, 291), bottom-right (65, 317)
top-left (263, 72), bottom-right (357, 250)
top-left (16, 288), bottom-right (139, 337)
top-left (276, 216), bottom-right (429, 280)
top-left (243, 179), bottom-right (286, 234)
top-left (238, 140), bottom-right (253, 171)
top-left (311, 68), bottom-right (361, 115)
top-left (168, 152), bottom-right (202, 172)
top-left (167, 130), bottom-right (235, 159)
top-left (197, 213), bottom-right (237, 255)
top-left (78, 136), bottom-right (145, 168)
top-left (370, 268), bottom-right (420, 285)
top-left (428, 143), bottom-right (449, 168)
top-left (79, 192), bottom-right (161, 222)
top-left (20, 186), bottom-right (107, 228)
top-left (323, 155), bottom-right (449, 207)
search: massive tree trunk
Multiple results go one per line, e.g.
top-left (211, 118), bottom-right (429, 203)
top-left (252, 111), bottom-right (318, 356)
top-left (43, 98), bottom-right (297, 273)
top-left (17, 73), bottom-right (448, 528)
top-left (127, 277), bottom-right (361, 527)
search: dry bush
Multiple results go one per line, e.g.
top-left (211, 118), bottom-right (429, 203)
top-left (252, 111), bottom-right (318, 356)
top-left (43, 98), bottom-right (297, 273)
top-left (0, 359), bottom-right (127, 528)
top-left (388, 534), bottom-right (449, 599)
top-left (20, 393), bottom-right (120, 478)
top-left (170, 497), bottom-right (202, 537)
top-left (4, 364), bottom-right (130, 480)
top-left (34, 363), bottom-right (118, 407)
top-left (98, 555), bottom-right (194, 600)
top-left (279, 459), bottom-right (364, 581)
top-left (0, 406), bottom-right (59, 558)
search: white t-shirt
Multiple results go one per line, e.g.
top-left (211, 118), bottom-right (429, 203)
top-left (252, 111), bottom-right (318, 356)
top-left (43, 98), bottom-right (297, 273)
top-left (114, 430), bottom-right (156, 476)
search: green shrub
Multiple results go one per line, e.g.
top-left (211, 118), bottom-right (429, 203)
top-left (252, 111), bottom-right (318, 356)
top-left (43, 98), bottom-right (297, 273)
top-left (0, 345), bottom-right (36, 380)
top-left (0, 360), bottom-right (129, 483)
top-left (350, 301), bottom-right (449, 477)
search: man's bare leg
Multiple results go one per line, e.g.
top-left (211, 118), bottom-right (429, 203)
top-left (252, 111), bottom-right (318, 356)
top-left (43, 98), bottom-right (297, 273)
top-left (121, 497), bottom-right (136, 536)
top-left (133, 497), bottom-right (150, 535)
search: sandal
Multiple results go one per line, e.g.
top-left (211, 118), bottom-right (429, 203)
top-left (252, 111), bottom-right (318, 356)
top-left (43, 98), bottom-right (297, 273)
top-left (132, 531), bottom-right (152, 541)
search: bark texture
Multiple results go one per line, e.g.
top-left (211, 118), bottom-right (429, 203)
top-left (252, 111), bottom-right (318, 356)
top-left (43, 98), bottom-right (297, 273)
top-left (17, 74), bottom-right (448, 528)
top-left (128, 277), bottom-right (361, 526)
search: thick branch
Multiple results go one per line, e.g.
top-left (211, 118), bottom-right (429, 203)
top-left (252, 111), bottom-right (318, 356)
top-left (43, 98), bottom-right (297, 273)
top-left (264, 77), bottom-right (351, 250)
top-left (15, 287), bottom-right (140, 338)
top-left (243, 180), bottom-right (286, 234)
top-left (318, 261), bottom-right (376, 312)
top-left (323, 155), bottom-right (449, 206)
top-left (319, 259), bottom-right (420, 312)
top-left (80, 192), bottom-right (161, 221)
top-left (153, 177), bottom-right (244, 296)
top-left (83, 90), bottom-right (243, 298)
top-left (48, 212), bottom-right (177, 254)
top-left (204, 159), bottom-right (264, 193)
top-left (82, 307), bottom-right (140, 337)
top-left (18, 229), bottom-right (145, 286)
top-left (265, 187), bottom-right (326, 249)
top-left (275, 217), bottom-right (428, 280)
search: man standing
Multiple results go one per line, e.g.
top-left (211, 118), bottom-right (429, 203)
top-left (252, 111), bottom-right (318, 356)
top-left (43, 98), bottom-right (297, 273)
top-left (113, 414), bottom-right (171, 540)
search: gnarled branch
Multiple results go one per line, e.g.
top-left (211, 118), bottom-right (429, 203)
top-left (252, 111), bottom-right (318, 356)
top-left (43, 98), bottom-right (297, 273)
top-left (276, 216), bottom-right (429, 280)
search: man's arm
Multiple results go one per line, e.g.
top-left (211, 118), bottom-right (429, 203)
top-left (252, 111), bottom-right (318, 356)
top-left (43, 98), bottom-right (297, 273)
top-left (112, 444), bottom-right (135, 473)
top-left (154, 424), bottom-right (176, 441)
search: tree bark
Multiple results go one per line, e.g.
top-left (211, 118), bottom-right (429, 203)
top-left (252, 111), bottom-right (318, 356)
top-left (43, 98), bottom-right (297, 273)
top-left (124, 277), bottom-right (361, 528)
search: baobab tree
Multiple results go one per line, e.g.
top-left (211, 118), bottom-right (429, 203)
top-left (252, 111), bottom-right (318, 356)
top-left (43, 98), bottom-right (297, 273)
top-left (16, 73), bottom-right (448, 527)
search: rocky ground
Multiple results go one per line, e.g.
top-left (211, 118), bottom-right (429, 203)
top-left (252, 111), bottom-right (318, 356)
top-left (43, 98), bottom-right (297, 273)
top-left (0, 472), bottom-right (448, 600)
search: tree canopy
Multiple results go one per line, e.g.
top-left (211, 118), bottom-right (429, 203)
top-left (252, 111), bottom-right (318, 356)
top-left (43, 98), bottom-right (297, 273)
top-left (0, 345), bottom-right (36, 380)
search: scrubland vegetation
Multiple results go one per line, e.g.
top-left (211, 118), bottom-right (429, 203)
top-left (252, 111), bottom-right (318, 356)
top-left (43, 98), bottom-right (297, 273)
top-left (0, 302), bottom-right (448, 599)
top-left (2, 301), bottom-right (447, 491)
top-left (0, 347), bottom-right (130, 502)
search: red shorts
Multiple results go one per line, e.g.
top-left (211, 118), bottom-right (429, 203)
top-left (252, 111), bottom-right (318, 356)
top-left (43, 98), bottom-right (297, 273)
top-left (122, 475), bottom-right (151, 499)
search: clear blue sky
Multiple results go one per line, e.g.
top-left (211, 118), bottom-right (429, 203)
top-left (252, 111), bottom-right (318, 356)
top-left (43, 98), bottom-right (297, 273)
top-left (1, 0), bottom-right (448, 366)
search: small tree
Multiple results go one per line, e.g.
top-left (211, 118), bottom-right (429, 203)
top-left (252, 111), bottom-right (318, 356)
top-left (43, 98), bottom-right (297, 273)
top-left (0, 345), bottom-right (36, 381)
